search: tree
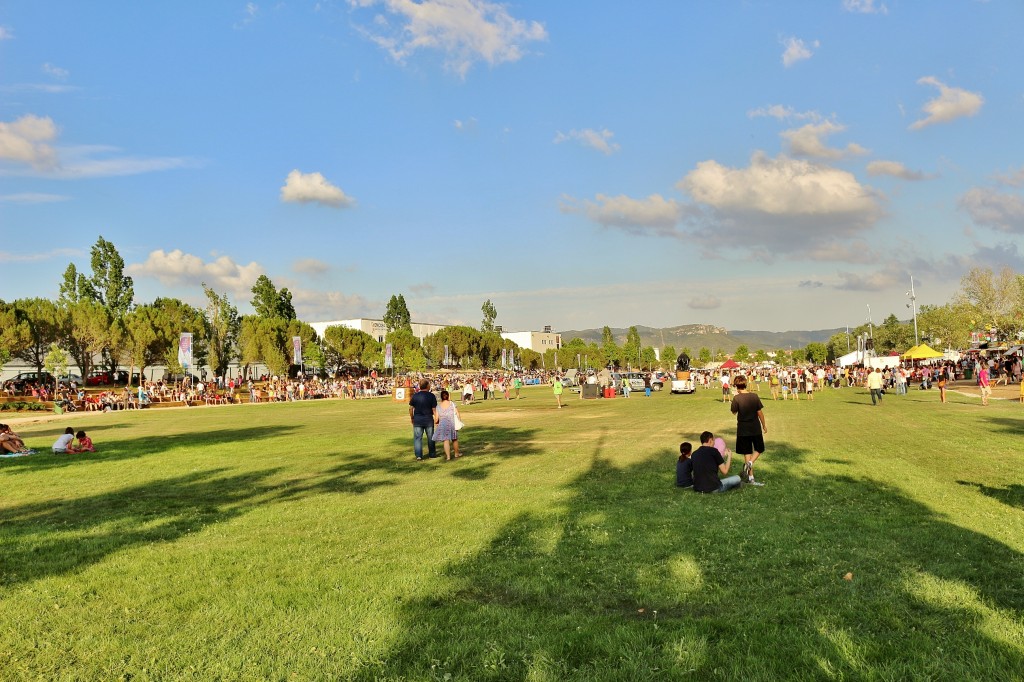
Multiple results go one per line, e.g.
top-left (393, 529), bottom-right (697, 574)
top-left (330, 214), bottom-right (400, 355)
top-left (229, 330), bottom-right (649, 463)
top-left (733, 344), bottom-right (750, 363)
top-left (875, 314), bottom-right (914, 353)
top-left (82, 236), bottom-right (135, 318)
top-left (383, 294), bottom-right (412, 334)
top-left (11, 298), bottom-right (56, 374)
top-left (641, 346), bottom-right (657, 369)
top-left (251, 274), bottom-right (296, 321)
top-left (58, 263), bottom-right (88, 304)
top-left (804, 342), bottom-right (828, 364)
top-left (623, 326), bottom-right (642, 368)
top-left (324, 326), bottom-right (380, 366)
top-left (753, 349), bottom-right (769, 363)
top-left (202, 284), bottom-right (239, 379)
top-left (956, 266), bottom-right (1016, 327)
top-left (697, 347), bottom-right (711, 366)
top-left (600, 326), bottom-right (621, 368)
top-left (43, 343), bottom-right (68, 392)
top-left (0, 301), bottom-right (30, 373)
top-left (481, 299), bottom-right (497, 333)
top-left (60, 300), bottom-right (110, 379)
top-left (661, 345), bottom-right (677, 369)
top-left (918, 303), bottom-right (973, 350)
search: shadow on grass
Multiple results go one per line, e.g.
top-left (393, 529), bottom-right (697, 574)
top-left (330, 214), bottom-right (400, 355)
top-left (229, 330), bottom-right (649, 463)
top-left (982, 416), bottom-right (1024, 436)
top-left (957, 480), bottom-right (1024, 510)
top-left (0, 467), bottom-right (281, 587)
top-left (0, 426), bottom-right (298, 474)
top-left (361, 440), bottom-right (1024, 680)
top-left (383, 424), bottom-right (545, 483)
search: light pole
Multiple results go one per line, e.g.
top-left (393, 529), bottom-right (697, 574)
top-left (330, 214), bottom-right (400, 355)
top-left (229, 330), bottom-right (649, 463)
top-left (906, 275), bottom-right (919, 346)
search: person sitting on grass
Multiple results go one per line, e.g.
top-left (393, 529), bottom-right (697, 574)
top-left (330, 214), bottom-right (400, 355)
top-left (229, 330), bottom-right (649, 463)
top-left (691, 431), bottom-right (741, 494)
top-left (53, 426), bottom-right (75, 453)
top-left (0, 424), bottom-right (34, 455)
top-left (69, 430), bottom-right (95, 453)
top-left (676, 442), bottom-right (694, 488)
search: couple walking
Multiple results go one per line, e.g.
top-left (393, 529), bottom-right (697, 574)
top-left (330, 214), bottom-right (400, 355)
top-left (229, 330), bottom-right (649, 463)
top-left (409, 379), bottom-right (463, 461)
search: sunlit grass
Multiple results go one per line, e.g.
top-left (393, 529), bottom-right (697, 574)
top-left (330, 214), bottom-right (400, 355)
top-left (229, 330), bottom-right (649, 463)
top-left (1, 384), bottom-right (1022, 679)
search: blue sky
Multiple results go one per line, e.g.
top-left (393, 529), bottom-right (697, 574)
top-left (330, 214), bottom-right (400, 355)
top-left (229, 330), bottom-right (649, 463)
top-left (2, 0), bottom-right (1022, 333)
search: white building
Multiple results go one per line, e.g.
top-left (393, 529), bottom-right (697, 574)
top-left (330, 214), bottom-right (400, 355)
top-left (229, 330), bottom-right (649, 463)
top-left (308, 318), bottom-right (447, 344)
top-left (309, 318), bottom-right (562, 353)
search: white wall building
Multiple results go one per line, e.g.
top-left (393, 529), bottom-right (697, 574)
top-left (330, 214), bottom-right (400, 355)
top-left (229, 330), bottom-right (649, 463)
top-left (309, 318), bottom-right (562, 353)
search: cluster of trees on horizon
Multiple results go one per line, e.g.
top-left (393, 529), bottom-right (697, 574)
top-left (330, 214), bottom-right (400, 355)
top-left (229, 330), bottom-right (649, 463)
top-left (2, 237), bottom-right (1023, 382)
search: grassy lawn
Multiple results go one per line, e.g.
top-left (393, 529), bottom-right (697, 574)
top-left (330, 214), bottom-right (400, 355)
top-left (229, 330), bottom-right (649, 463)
top-left (2, 383), bottom-right (1022, 680)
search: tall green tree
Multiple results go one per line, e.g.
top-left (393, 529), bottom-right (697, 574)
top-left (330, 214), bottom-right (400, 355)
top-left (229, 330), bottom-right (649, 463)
top-left (323, 326), bottom-right (380, 366)
top-left (697, 347), bottom-right (711, 366)
top-left (623, 326), bottom-right (642, 368)
top-left (202, 285), bottom-right (239, 379)
top-left (250, 274), bottom-right (296, 321)
top-left (480, 299), bottom-right (498, 333)
top-left (383, 294), bottom-right (412, 334)
top-left (0, 301), bottom-right (30, 373)
top-left (804, 342), bottom-right (828, 364)
top-left (82, 236), bottom-right (135, 318)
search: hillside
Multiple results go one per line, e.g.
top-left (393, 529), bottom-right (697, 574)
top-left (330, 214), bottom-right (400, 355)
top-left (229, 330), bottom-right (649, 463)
top-left (558, 324), bottom-right (843, 354)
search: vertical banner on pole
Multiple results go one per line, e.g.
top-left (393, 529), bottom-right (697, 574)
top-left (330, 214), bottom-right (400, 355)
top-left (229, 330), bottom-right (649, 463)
top-left (292, 336), bottom-right (302, 365)
top-left (501, 348), bottom-right (507, 369)
top-left (178, 333), bottom-right (193, 371)
top-left (443, 344), bottom-right (450, 366)
top-left (385, 343), bottom-right (394, 369)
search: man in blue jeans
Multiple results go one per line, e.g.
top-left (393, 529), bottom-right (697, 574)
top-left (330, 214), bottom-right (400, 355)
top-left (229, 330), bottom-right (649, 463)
top-left (408, 378), bottom-right (438, 460)
top-left (691, 431), bottom-right (741, 493)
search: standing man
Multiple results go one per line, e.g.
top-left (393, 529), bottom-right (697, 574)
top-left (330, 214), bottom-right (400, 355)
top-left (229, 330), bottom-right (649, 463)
top-left (621, 375), bottom-right (631, 398)
top-left (867, 367), bottom-right (884, 405)
top-left (644, 373), bottom-right (652, 398)
top-left (552, 374), bottom-right (564, 409)
top-left (978, 363), bottom-right (991, 406)
top-left (691, 431), bottom-right (741, 493)
top-left (513, 375), bottom-right (523, 400)
top-left (730, 375), bottom-right (767, 486)
top-left (408, 378), bottom-right (438, 461)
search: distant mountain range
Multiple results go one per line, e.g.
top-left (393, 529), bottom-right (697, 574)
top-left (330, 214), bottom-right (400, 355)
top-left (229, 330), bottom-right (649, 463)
top-left (558, 324), bottom-right (844, 354)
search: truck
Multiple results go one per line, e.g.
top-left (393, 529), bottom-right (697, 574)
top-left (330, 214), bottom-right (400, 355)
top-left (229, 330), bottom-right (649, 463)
top-left (670, 370), bottom-right (696, 394)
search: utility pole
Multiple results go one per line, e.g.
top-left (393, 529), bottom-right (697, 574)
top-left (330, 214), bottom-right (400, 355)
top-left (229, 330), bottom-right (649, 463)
top-left (906, 275), bottom-right (919, 346)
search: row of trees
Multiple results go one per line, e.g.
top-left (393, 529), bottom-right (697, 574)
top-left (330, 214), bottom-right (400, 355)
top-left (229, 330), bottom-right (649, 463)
top-left (3, 237), bottom-right (1021, 380)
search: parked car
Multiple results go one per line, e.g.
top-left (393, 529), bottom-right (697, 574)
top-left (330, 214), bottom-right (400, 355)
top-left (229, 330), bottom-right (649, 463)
top-left (162, 372), bottom-right (200, 384)
top-left (86, 370), bottom-right (130, 386)
top-left (7, 371), bottom-right (56, 391)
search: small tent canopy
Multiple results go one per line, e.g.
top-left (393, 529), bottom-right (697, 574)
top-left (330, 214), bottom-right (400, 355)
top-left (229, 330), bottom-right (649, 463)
top-left (720, 359), bottom-right (740, 369)
top-left (902, 344), bottom-right (944, 360)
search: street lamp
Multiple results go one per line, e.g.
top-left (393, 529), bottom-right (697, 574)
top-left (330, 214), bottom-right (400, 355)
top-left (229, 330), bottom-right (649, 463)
top-left (906, 275), bottom-right (919, 346)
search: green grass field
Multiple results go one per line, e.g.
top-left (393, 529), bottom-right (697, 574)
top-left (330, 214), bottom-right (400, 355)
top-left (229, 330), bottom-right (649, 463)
top-left (2, 384), bottom-right (1022, 681)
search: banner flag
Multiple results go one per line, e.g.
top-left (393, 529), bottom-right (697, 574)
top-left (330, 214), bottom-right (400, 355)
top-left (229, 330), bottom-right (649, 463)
top-left (292, 336), bottom-right (302, 365)
top-left (385, 343), bottom-right (393, 369)
top-left (501, 348), bottom-right (507, 368)
top-left (178, 333), bottom-right (193, 370)
top-left (444, 344), bottom-right (450, 366)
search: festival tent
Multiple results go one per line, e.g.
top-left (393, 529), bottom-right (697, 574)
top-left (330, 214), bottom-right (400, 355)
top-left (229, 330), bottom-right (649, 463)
top-left (902, 344), bottom-right (944, 360)
top-left (720, 359), bottom-right (741, 369)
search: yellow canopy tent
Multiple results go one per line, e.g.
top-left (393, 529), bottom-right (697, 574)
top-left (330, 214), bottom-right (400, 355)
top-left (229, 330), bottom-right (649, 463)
top-left (902, 344), bottom-right (944, 360)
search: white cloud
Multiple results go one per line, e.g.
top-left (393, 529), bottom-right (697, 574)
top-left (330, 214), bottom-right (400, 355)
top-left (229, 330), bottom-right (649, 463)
top-left (866, 160), bottom-right (930, 181)
top-left (677, 152), bottom-right (883, 257)
top-left (564, 193), bottom-right (685, 235)
top-left (0, 247), bottom-right (81, 263)
top-left (234, 2), bottom-right (259, 29)
top-left (993, 166), bottom-right (1024, 188)
top-left (409, 282), bottom-right (436, 295)
top-left (834, 266), bottom-right (906, 291)
top-left (959, 188), bottom-right (1024, 234)
top-left (0, 192), bottom-right (70, 204)
top-left (42, 63), bottom-right (69, 79)
top-left (553, 128), bottom-right (620, 155)
top-left (0, 26), bottom-right (12, 40)
top-left (350, 0), bottom-right (547, 78)
top-left (747, 105), bottom-right (821, 122)
top-left (453, 116), bottom-right (478, 132)
top-left (842, 0), bottom-right (888, 14)
top-left (781, 37), bottom-right (819, 67)
top-left (288, 287), bottom-right (376, 322)
top-left (280, 170), bottom-right (355, 208)
top-left (0, 83), bottom-right (80, 94)
top-left (0, 114), bottom-right (59, 170)
top-left (0, 115), bottom-right (194, 178)
top-left (909, 76), bottom-right (984, 130)
top-left (292, 258), bottom-right (332, 276)
top-left (127, 249), bottom-right (265, 300)
top-left (688, 295), bottom-right (721, 310)
top-left (781, 121), bottom-right (868, 159)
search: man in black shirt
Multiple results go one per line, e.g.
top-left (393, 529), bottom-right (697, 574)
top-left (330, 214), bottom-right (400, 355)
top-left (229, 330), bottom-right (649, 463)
top-left (691, 431), bottom-right (741, 493)
top-left (730, 375), bottom-right (767, 485)
top-left (408, 378), bottom-right (438, 461)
